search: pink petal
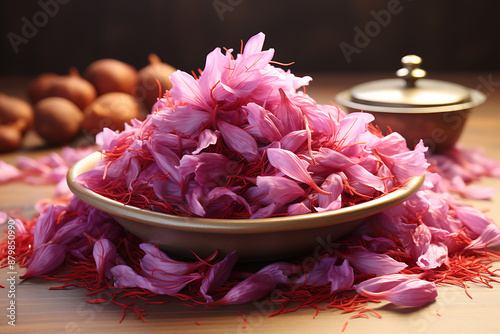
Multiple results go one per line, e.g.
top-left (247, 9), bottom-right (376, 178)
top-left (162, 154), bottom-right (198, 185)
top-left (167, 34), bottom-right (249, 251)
top-left (287, 202), bottom-right (312, 216)
top-left (140, 243), bottom-right (213, 276)
top-left (51, 217), bottom-right (89, 246)
top-left (388, 140), bottom-right (429, 184)
top-left (376, 132), bottom-right (412, 156)
top-left (185, 184), bottom-right (206, 216)
top-left (295, 256), bottom-right (338, 286)
top-left (200, 251), bottom-right (239, 302)
top-left (16, 156), bottom-right (50, 174)
top-left (153, 105), bottom-right (211, 136)
top-left (0, 212), bottom-right (7, 225)
top-left (313, 148), bottom-right (356, 170)
top-left (343, 164), bottom-right (385, 196)
top-left (342, 247), bottom-right (407, 275)
top-left (267, 148), bottom-right (330, 195)
top-left (33, 205), bottom-right (64, 248)
top-left (0, 160), bottom-right (22, 183)
top-left (192, 129), bottom-right (219, 154)
top-left (465, 223), bottom-right (500, 250)
top-left (362, 236), bottom-right (396, 253)
top-left (110, 264), bottom-right (202, 295)
top-left (335, 112), bottom-right (375, 154)
top-left (244, 103), bottom-right (282, 142)
top-left (178, 153), bottom-right (235, 187)
top-left (21, 244), bottom-right (67, 278)
top-left (169, 70), bottom-right (211, 111)
top-left (402, 223), bottom-right (432, 260)
top-left (450, 175), bottom-right (496, 200)
top-left (208, 262), bottom-right (297, 306)
top-left (54, 178), bottom-right (71, 197)
top-left (455, 205), bottom-right (494, 238)
top-left (147, 140), bottom-right (182, 185)
top-left (148, 132), bottom-right (197, 154)
top-left (243, 32), bottom-right (266, 55)
top-left (218, 120), bottom-right (258, 161)
top-left (275, 88), bottom-right (304, 134)
top-left (93, 239), bottom-right (118, 281)
top-left (249, 203), bottom-right (277, 219)
top-left (205, 187), bottom-right (252, 216)
top-left (60, 146), bottom-right (95, 166)
top-left (356, 274), bottom-right (437, 307)
top-left (416, 243), bottom-right (449, 270)
top-left (328, 259), bottom-right (354, 294)
top-left (246, 175), bottom-right (306, 207)
top-left (317, 173), bottom-right (343, 211)
top-left (279, 130), bottom-right (307, 152)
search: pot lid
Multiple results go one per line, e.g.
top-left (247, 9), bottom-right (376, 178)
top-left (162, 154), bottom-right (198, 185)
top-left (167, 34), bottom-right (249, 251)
top-left (349, 55), bottom-right (472, 108)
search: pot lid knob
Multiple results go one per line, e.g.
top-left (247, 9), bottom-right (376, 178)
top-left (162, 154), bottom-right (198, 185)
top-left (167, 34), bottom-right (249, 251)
top-left (396, 55), bottom-right (427, 88)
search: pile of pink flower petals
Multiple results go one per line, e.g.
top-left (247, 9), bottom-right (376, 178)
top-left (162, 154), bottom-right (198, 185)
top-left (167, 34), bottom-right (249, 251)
top-left (76, 32), bottom-right (429, 219)
top-left (2, 33), bottom-right (500, 321)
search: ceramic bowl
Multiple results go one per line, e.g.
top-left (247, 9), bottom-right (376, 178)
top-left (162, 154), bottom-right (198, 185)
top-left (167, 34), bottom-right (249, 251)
top-left (67, 152), bottom-right (425, 261)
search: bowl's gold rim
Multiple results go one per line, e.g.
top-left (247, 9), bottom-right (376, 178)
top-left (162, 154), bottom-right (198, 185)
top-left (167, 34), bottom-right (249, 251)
top-left (67, 152), bottom-right (425, 234)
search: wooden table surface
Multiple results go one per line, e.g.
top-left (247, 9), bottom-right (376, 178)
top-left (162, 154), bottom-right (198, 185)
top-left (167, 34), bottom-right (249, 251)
top-left (1, 73), bottom-right (500, 334)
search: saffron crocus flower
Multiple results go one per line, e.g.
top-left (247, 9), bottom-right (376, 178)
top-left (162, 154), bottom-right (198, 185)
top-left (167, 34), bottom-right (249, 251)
top-left (355, 274), bottom-right (438, 307)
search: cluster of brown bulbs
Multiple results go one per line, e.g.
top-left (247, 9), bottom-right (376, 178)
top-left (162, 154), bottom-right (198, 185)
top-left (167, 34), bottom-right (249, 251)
top-left (0, 55), bottom-right (176, 152)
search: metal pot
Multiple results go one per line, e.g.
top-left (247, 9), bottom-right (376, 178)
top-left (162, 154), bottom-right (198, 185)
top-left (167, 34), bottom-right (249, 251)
top-left (335, 55), bottom-right (486, 153)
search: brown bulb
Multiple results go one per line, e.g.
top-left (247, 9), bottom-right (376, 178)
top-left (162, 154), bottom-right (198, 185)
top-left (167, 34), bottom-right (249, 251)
top-left (0, 93), bottom-right (34, 133)
top-left (84, 58), bottom-right (138, 95)
top-left (0, 124), bottom-right (23, 153)
top-left (83, 92), bottom-right (142, 136)
top-left (27, 72), bottom-right (58, 103)
top-left (27, 69), bottom-right (96, 109)
top-left (34, 97), bottom-right (84, 144)
top-left (136, 54), bottom-right (176, 111)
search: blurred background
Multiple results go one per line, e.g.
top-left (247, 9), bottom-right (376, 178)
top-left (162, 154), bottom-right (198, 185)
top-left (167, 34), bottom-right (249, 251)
top-left (1, 0), bottom-right (500, 77)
